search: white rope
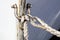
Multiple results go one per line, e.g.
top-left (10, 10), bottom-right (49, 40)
top-left (24, 22), bottom-right (28, 40)
top-left (17, 22), bottom-right (24, 40)
top-left (17, 16), bottom-right (29, 40)
top-left (30, 16), bottom-right (60, 37)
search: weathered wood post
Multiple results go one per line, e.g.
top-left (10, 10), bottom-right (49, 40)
top-left (11, 0), bottom-right (27, 40)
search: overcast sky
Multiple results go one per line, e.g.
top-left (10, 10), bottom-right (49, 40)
top-left (0, 0), bottom-right (17, 40)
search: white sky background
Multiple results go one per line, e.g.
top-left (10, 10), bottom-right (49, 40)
top-left (0, 0), bottom-right (18, 40)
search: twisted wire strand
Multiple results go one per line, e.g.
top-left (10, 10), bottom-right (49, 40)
top-left (17, 16), bottom-right (29, 40)
top-left (24, 22), bottom-right (28, 40)
top-left (30, 16), bottom-right (60, 37)
top-left (17, 21), bottom-right (24, 40)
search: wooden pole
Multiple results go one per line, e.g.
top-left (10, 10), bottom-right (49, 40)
top-left (11, 0), bottom-right (30, 40)
top-left (17, 0), bottom-right (25, 40)
top-left (17, 0), bottom-right (27, 40)
top-left (11, 0), bottom-right (26, 40)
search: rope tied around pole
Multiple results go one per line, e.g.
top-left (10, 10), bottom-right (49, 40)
top-left (27, 14), bottom-right (60, 37)
top-left (11, 1), bottom-right (60, 40)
